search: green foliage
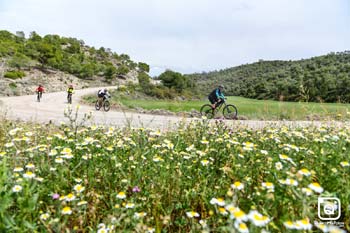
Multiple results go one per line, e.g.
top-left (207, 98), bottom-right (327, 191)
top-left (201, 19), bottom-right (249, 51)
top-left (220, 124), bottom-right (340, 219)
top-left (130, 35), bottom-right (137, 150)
top-left (1, 119), bottom-right (350, 231)
top-left (29, 31), bottom-right (42, 41)
top-left (190, 51), bottom-right (350, 103)
top-left (146, 85), bottom-right (177, 99)
top-left (137, 72), bottom-right (151, 89)
top-left (159, 70), bottom-right (190, 93)
top-left (104, 63), bottom-right (117, 80)
top-left (80, 63), bottom-right (95, 79)
top-left (0, 31), bottom-right (18, 57)
top-left (7, 54), bottom-right (32, 70)
top-left (138, 62), bottom-right (150, 73)
top-left (96, 47), bottom-right (109, 59)
top-left (116, 65), bottom-right (130, 75)
top-left (36, 42), bottom-right (56, 66)
top-left (0, 30), bottom-right (142, 80)
top-left (119, 53), bottom-right (130, 61)
top-left (132, 70), bottom-right (198, 100)
top-left (9, 83), bottom-right (17, 89)
top-left (4, 71), bottom-right (25, 79)
top-left (0, 30), bottom-right (14, 41)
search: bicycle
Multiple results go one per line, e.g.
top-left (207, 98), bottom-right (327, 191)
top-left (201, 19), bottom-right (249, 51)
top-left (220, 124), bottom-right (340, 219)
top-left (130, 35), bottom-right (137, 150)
top-left (95, 96), bottom-right (111, 112)
top-left (36, 91), bottom-right (43, 102)
top-left (200, 98), bottom-right (238, 119)
top-left (67, 93), bottom-right (73, 104)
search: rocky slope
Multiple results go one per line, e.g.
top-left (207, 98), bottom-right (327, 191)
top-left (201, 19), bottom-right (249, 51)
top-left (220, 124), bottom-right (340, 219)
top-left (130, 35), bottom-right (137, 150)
top-left (0, 30), bottom-right (144, 96)
top-left (0, 60), bottom-right (139, 96)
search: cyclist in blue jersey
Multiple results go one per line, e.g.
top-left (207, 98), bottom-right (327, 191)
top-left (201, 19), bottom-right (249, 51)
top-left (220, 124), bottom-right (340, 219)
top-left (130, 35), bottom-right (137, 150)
top-left (208, 85), bottom-right (225, 109)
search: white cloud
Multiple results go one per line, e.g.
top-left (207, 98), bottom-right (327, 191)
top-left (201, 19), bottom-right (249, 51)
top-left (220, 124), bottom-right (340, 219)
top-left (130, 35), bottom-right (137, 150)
top-left (0, 0), bottom-right (349, 75)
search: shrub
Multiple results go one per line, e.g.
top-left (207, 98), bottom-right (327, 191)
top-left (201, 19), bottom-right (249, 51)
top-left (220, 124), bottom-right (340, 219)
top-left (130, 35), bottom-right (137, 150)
top-left (9, 82), bottom-right (17, 89)
top-left (116, 65), bottom-right (130, 75)
top-left (118, 85), bottom-right (127, 92)
top-left (4, 70), bottom-right (25, 79)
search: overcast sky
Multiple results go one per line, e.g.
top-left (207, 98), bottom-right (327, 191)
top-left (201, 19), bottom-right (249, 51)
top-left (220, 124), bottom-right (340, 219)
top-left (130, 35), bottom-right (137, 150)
top-left (0, 0), bottom-right (349, 76)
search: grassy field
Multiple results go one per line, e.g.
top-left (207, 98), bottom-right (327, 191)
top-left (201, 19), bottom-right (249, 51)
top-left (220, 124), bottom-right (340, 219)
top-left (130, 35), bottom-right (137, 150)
top-left (117, 96), bottom-right (350, 120)
top-left (0, 109), bottom-right (349, 232)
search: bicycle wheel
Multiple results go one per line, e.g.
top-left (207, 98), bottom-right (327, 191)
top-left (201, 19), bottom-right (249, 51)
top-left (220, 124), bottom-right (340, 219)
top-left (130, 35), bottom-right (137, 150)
top-left (223, 104), bottom-right (238, 119)
top-left (103, 100), bottom-right (110, 112)
top-left (95, 100), bottom-right (101, 110)
top-left (200, 104), bottom-right (214, 119)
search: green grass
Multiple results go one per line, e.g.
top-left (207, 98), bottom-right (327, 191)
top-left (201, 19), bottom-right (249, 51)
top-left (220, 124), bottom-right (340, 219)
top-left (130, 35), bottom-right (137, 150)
top-left (120, 98), bottom-right (203, 112)
top-left (118, 96), bottom-right (350, 120)
top-left (81, 90), bottom-right (350, 120)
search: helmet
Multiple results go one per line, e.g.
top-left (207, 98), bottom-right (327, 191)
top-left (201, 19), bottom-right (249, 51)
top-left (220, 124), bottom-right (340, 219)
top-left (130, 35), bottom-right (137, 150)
top-left (218, 85), bottom-right (224, 89)
top-left (104, 88), bottom-right (108, 92)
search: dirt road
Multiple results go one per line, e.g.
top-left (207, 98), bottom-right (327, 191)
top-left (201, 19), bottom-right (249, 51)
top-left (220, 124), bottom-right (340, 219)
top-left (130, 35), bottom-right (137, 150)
top-left (0, 87), bottom-right (346, 130)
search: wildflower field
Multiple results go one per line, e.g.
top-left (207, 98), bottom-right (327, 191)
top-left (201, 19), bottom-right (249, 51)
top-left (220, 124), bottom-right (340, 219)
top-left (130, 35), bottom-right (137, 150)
top-left (0, 116), bottom-right (349, 232)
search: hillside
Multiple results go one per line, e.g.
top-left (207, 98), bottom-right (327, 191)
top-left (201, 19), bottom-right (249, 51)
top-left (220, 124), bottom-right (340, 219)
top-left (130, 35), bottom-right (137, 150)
top-left (188, 51), bottom-right (350, 103)
top-left (0, 30), bottom-right (149, 96)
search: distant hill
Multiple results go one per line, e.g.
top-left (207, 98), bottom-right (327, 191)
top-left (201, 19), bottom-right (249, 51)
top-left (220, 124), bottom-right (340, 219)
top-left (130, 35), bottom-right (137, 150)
top-left (188, 52), bottom-right (350, 103)
top-left (0, 30), bottom-right (149, 96)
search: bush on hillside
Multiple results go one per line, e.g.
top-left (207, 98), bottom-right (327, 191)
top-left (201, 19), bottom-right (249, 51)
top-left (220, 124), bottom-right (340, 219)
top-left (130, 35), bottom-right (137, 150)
top-left (137, 72), bottom-right (151, 89)
top-left (4, 70), bottom-right (25, 79)
top-left (9, 82), bottom-right (17, 89)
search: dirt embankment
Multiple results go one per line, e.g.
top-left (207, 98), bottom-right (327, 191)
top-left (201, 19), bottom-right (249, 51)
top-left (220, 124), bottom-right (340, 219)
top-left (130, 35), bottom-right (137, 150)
top-left (0, 63), bottom-right (139, 97)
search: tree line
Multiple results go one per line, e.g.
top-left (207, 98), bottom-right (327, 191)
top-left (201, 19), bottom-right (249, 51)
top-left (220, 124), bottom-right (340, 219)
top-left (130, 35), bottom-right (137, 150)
top-left (188, 52), bottom-right (350, 103)
top-left (0, 30), bottom-right (198, 99)
top-left (0, 30), bottom-right (149, 80)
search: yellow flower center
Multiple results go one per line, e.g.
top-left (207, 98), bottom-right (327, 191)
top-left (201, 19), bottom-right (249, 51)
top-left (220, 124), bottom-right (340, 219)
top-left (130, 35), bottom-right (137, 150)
top-left (233, 210), bottom-right (245, 218)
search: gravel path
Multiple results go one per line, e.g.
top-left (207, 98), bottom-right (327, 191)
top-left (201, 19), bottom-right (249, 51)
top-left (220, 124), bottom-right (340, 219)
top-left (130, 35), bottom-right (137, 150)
top-left (0, 87), bottom-right (347, 130)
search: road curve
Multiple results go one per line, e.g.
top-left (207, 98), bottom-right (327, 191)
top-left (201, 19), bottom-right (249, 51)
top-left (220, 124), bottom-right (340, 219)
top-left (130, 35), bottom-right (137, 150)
top-left (0, 87), bottom-right (347, 130)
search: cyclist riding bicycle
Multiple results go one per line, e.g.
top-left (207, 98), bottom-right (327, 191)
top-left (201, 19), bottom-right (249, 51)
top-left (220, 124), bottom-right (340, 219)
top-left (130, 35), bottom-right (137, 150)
top-left (36, 84), bottom-right (45, 99)
top-left (97, 88), bottom-right (111, 106)
top-left (67, 84), bottom-right (74, 103)
top-left (208, 85), bottom-right (225, 109)
top-left (67, 84), bottom-right (74, 96)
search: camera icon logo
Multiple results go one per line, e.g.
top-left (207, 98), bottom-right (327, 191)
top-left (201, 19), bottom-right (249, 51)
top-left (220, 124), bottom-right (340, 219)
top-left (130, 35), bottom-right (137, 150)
top-left (318, 197), bottom-right (341, 220)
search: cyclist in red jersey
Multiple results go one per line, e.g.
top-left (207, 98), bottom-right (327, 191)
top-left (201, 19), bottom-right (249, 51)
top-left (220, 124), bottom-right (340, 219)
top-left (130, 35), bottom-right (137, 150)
top-left (35, 85), bottom-right (45, 101)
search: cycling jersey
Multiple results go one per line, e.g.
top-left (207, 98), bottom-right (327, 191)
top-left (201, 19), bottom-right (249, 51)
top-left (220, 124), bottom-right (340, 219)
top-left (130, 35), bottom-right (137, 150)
top-left (98, 90), bottom-right (111, 98)
top-left (36, 86), bottom-right (44, 92)
top-left (208, 88), bottom-right (224, 104)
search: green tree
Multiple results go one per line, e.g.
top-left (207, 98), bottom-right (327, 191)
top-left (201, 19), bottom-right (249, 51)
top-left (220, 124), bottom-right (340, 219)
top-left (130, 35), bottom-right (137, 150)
top-left (138, 72), bottom-right (151, 89)
top-left (37, 43), bottom-right (55, 67)
top-left (138, 62), bottom-right (150, 73)
top-left (104, 64), bottom-right (117, 80)
top-left (158, 70), bottom-right (188, 93)
top-left (29, 31), bottom-right (41, 42)
top-left (80, 63), bottom-right (95, 78)
top-left (7, 54), bottom-right (32, 70)
top-left (116, 65), bottom-right (129, 75)
top-left (119, 54), bottom-right (130, 61)
top-left (0, 30), bottom-right (15, 41)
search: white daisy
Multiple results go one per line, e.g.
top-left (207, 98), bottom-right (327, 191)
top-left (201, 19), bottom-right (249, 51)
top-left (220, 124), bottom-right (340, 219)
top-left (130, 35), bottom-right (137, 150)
top-left (12, 185), bottom-right (23, 192)
top-left (308, 182), bottom-right (324, 193)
